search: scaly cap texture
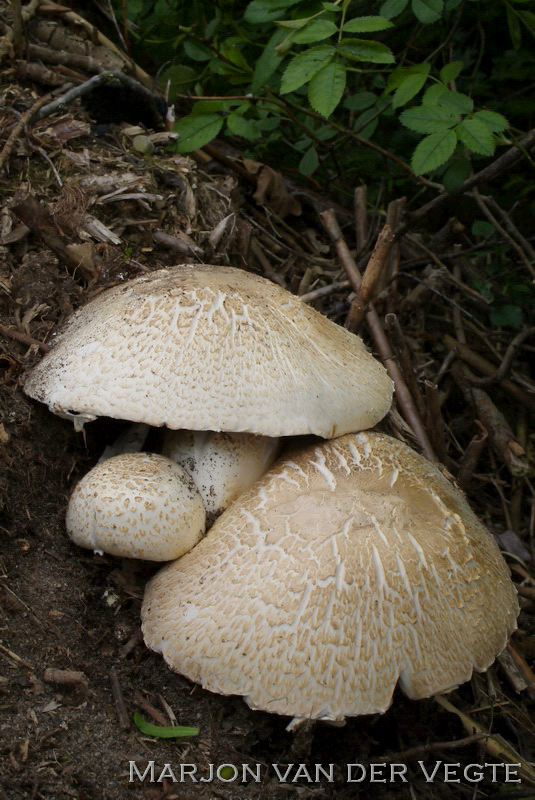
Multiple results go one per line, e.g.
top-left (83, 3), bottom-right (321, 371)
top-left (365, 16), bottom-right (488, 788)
top-left (142, 432), bottom-right (518, 721)
top-left (24, 265), bottom-right (393, 437)
top-left (66, 452), bottom-right (206, 561)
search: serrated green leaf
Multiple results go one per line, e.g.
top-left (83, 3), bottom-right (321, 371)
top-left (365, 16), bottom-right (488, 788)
top-left (380, 0), bottom-right (409, 18)
top-left (392, 73), bottom-right (428, 107)
top-left (299, 146), bottom-right (320, 175)
top-left (439, 60), bottom-right (463, 84)
top-left (490, 305), bottom-right (524, 330)
top-left (400, 105), bottom-right (460, 132)
top-left (412, 0), bottom-right (443, 24)
top-left (322, 2), bottom-right (342, 9)
top-left (175, 114), bottom-right (224, 153)
top-left (308, 59), bottom-right (346, 117)
top-left (456, 118), bottom-right (495, 156)
top-left (344, 91), bottom-right (377, 110)
top-left (422, 83), bottom-right (448, 105)
top-left (385, 63), bottom-right (431, 93)
top-left (473, 110), bottom-right (509, 133)
top-left (133, 713), bottom-right (200, 739)
top-left (343, 16), bottom-right (394, 32)
top-left (437, 90), bottom-right (473, 113)
top-left (252, 28), bottom-right (286, 92)
top-left (244, 0), bottom-right (302, 24)
top-left (191, 100), bottom-right (226, 114)
top-left (412, 129), bottom-right (457, 174)
top-left (337, 38), bottom-right (395, 63)
top-left (506, 4), bottom-right (522, 47)
top-left (442, 156), bottom-right (472, 191)
top-left (226, 113), bottom-right (260, 140)
top-left (280, 46), bottom-right (335, 93)
top-left (292, 19), bottom-right (338, 43)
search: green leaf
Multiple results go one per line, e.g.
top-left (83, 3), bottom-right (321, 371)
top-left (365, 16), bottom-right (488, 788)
top-left (244, 0), bottom-right (302, 24)
top-left (422, 83), bottom-right (448, 105)
top-left (226, 113), bottom-right (260, 140)
top-left (442, 156), bottom-right (472, 191)
top-left (392, 73), bottom-right (428, 107)
top-left (506, 3), bottom-right (522, 47)
top-left (344, 91), bottom-right (377, 110)
top-left (337, 38), bottom-right (395, 63)
top-left (157, 65), bottom-right (197, 98)
top-left (400, 105), bottom-right (460, 132)
top-left (456, 118), bottom-right (495, 156)
top-left (490, 305), bottom-right (524, 330)
top-left (473, 110), bottom-right (509, 133)
top-left (299, 146), bottom-right (320, 175)
top-left (412, 129), bottom-right (457, 174)
top-left (322, 2), bottom-right (342, 9)
top-left (343, 16), bottom-right (394, 32)
top-left (133, 713), bottom-right (200, 739)
top-left (280, 46), bottom-right (335, 93)
top-left (183, 38), bottom-right (212, 62)
top-left (437, 90), bottom-right (473, 113)
top-left (439, 60), bottom-right (463, 83)
top-left (292, 19), bottom-right (338, 43)
top-left (385, 63), bottom-right (431, 93)
top-left (308, 58), bottom-right (346, 117)
top-left (380, 0), bottom-right (409, 18)
top-left (276, 16), bottom-right (314, 29)
top-left (412, 0), bottom-right (443, 24)
top-left (471, 220), bottom-right (495, 237)
top-left (251, 28), bottom-right (286, 92)
top-left (174, 113), bottom-right (224, 153)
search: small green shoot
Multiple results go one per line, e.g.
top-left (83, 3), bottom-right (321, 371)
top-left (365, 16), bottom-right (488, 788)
top-left (133, 712), bottom-right (200, 738)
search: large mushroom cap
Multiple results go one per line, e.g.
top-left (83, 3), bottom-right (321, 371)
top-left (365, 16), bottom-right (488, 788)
top-left (24, 265), bottom-right (393, 437)
top-left (66, 452), bottom-right (206, 561)
top-left (142, 432), bottom-right (518, 721)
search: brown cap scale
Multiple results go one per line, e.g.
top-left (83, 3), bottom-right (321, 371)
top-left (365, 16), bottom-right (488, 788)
top-left (162, 430), bottom-right (280, 521)
top-left (66, 452), bottom-right (206, 561)
top-left (142, 432), bottom-right (518, 722)
top-left (23, 265), bottom-right (393, 437)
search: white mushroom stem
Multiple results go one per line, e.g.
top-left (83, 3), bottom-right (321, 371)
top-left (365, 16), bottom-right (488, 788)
top-left (66, 452), bottom-right (206, 561)
top-left (162, 430), bottom-right (280, 521)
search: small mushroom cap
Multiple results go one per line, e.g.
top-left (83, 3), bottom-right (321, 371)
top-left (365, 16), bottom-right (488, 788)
top-left (162, 430), bottom-right (279, 520)
top-left (66, 452), bottom-right (206, 561)
top-left (142, 432), bottom-right (518, 721)
top-left (24, 265), bottom-right (393, 437)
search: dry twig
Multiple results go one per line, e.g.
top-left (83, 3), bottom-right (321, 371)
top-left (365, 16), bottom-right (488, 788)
top-left (320, 209), bottom-right (437, 463)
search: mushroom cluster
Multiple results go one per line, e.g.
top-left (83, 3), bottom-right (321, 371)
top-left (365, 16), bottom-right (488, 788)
top-left (24, 263), bottom-right (518, 725)
top-left (24, 264), bottom-right (393, 557)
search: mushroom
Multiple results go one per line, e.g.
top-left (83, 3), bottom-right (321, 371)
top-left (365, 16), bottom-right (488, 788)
top-left (66, 452), bottom-right (206, 561)
top-left (141, 431), bottom-right (518, 723)
top-left (23, 264), bottom-right (393, 437)
top-left (162, 429), bottom-right (280, 522)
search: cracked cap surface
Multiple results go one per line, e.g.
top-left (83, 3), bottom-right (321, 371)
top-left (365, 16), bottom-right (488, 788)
top-left (142, 431), bottom-right (518, 721)
top-left (24, 265), bottom-right (393, 437)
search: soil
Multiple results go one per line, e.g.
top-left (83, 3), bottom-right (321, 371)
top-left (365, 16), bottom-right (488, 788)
top-left (1, 12), bottom-right (535, 800)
